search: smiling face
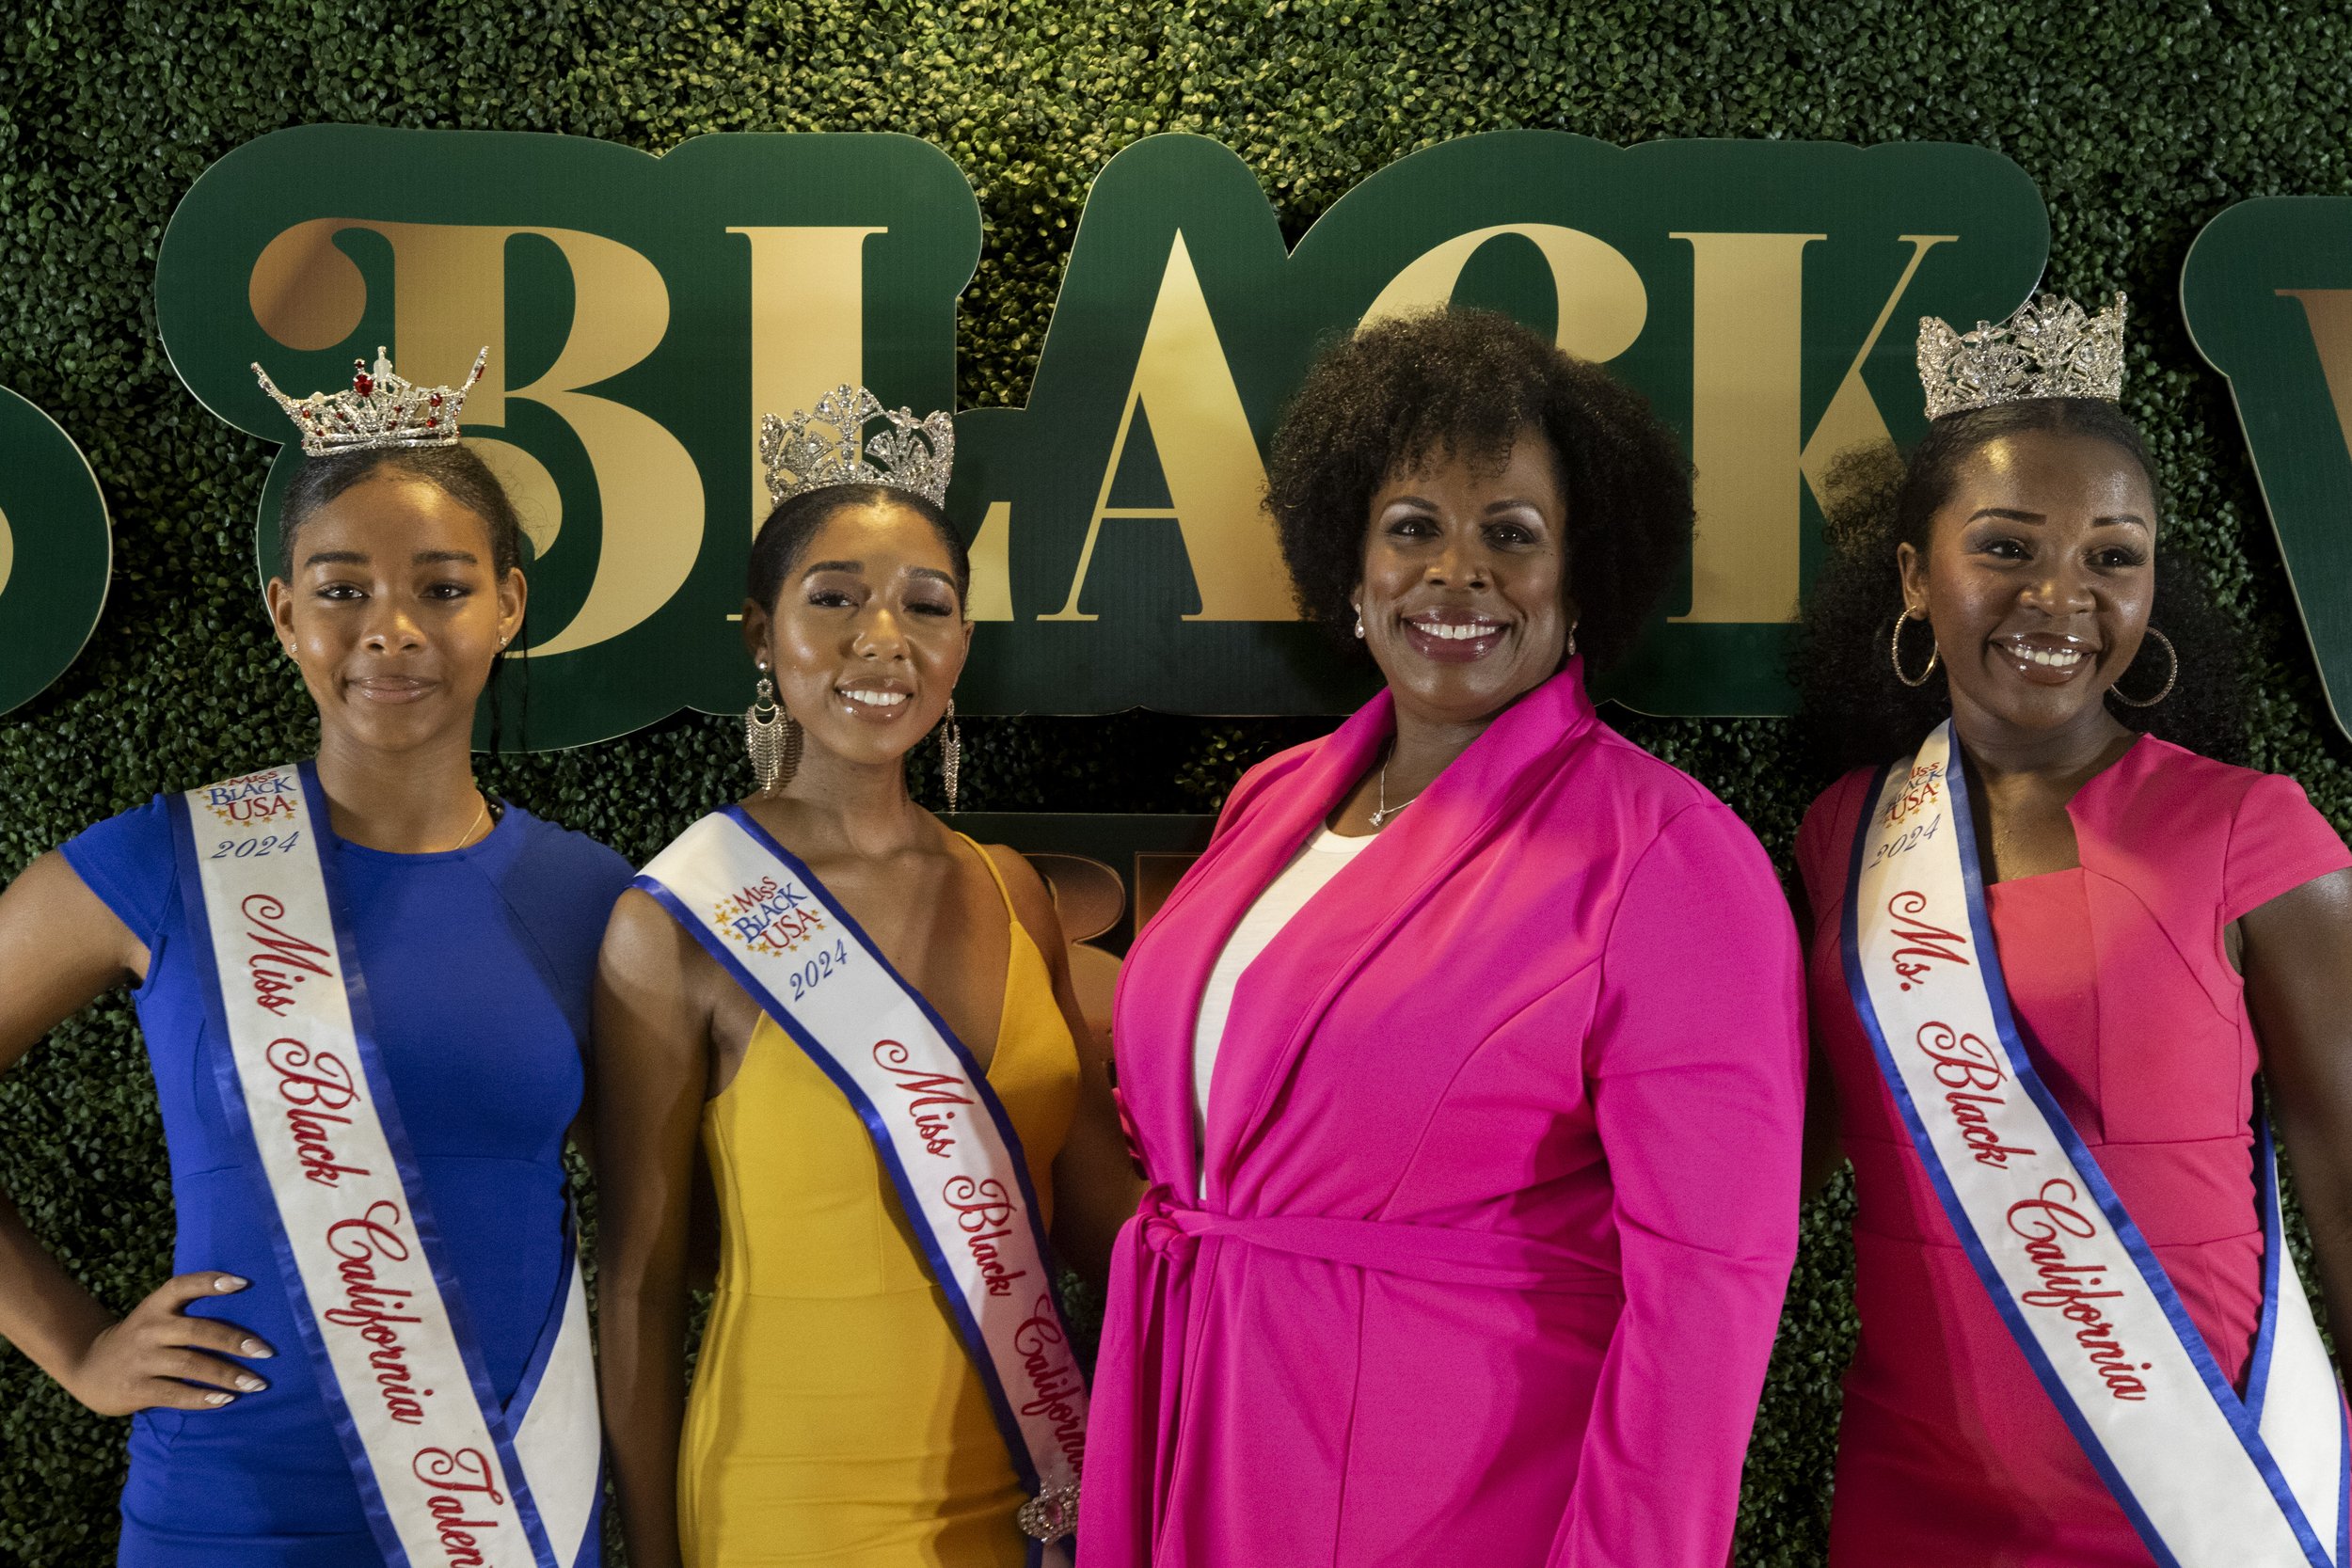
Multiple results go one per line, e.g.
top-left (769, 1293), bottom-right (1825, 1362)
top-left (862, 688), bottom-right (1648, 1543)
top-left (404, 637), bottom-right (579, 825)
top-left (264, 473), bottom-right (524, 757)
top-left (742, 499), bottom-right (973, 772)
top-left (1354, 428), bottom-right (1573, 731)
top-left (1899, 428), bottom-right (2156, 744)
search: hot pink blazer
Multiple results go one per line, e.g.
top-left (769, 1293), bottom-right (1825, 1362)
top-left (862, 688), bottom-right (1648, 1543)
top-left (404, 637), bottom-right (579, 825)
top-left (1080, 663), bottom-right (1806, 1567)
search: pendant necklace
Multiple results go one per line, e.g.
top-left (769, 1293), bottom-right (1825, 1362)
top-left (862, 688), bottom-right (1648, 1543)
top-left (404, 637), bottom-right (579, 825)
top-left (1368, 752), bottom-right (1420, 830)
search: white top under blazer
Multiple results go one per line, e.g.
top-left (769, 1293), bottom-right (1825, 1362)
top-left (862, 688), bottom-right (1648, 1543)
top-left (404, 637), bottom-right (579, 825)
top-left (1188, 827), bottom-right (1375, 1193)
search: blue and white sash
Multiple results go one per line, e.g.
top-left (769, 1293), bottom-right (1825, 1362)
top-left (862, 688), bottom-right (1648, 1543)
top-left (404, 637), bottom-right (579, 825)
top-left (1845, 721), bottom-right (2350, 1567)
top-left (637, 807), bottom-right (1086, 1565)
top-left (168, 764), bottom-right (599, 1568)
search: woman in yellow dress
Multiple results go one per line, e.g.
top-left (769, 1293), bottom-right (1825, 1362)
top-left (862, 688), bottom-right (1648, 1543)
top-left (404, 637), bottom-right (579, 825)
top-left (594, 388), bottom-right (1140, 1567)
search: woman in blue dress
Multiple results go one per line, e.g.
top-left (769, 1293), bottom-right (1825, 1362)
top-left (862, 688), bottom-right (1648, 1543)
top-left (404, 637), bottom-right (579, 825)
top-left (0, 352), bottom-right (630, 1566)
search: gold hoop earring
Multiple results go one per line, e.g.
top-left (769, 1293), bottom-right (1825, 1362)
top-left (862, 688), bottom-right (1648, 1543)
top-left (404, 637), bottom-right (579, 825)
top-left (1890, 610), bottom-right (1940, 688)
top-left (2106, 627), bottom-right (2178, 707)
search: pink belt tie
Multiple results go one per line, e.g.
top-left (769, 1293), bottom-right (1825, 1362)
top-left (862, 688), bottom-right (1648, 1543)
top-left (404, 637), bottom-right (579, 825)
top-left (1131, 1182), bottom-right (1616, 1293)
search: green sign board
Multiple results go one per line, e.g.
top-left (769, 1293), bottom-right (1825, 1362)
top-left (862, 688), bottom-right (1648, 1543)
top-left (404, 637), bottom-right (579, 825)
top-left (158, 130), bottom-right (977, 750)
top-left (156, 126), bottom-right (2049, 747)
top-left (2185, 198), bottom-right (2352, 743)
top-left (0, 388), bottom-right (111, 717)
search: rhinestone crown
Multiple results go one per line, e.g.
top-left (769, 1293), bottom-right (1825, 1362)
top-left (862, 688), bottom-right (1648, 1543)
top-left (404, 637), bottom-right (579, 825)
top-left (1916, 293), bottom-right (2127, 421)
top-left (253, 346), bottom-right (487, 458)
top-left (760, 384), bottom-right (954, 509)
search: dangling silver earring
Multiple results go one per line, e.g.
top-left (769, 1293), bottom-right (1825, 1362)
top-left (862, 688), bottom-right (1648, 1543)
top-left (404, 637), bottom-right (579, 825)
top-left (1890, 609), bottom-right (1940, 688)
top-left (940, 697), bottom-right (963, 813)
top-left (2107, 626), bottom-right (2178, 707)
top-left (745, 666), bottom-right (801, 794)
top-left (1353, 606), bottom-right (1365, 640)
top-left (1567, 622), bottom-right (1579, 659)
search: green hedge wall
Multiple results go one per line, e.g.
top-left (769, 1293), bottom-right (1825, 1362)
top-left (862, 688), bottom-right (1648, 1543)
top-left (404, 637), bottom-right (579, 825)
top-left (7, 2), bottom-right (2352, 1562)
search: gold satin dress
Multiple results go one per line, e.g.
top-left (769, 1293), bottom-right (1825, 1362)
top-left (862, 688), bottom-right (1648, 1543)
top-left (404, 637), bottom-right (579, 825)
top-left (679, 845), bottom-right (1079, 1567)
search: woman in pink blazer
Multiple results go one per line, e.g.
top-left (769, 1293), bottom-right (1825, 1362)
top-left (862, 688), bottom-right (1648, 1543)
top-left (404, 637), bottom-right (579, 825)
top-left (1077, 309), bottom-right (1808, 1567)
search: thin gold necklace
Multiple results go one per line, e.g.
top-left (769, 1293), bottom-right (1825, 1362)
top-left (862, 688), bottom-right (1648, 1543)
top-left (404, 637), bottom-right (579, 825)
top-left (445, 790), bottom-right (488, 853)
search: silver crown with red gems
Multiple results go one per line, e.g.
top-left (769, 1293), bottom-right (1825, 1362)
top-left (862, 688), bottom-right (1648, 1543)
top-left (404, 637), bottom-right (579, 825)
top-left (252, 346), bottom-right (488, 457)
top-left (760, 384), bottom-right (954, 508)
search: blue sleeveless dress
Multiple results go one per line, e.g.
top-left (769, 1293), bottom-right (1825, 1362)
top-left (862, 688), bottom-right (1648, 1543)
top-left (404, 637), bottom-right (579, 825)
top-left (60, 793), bottom-right (631, 1567)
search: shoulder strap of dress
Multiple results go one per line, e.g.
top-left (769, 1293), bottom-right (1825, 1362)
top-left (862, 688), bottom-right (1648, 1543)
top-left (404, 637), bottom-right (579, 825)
top-left (954, 831), bottom-right (1030, 937)
top-left (952, 834), bottom-right (1066, 1041)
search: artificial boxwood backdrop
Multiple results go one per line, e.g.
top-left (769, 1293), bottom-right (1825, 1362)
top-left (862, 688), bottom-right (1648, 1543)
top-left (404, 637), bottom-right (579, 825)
top-left (7, 2), bottom-right (2352, 1562)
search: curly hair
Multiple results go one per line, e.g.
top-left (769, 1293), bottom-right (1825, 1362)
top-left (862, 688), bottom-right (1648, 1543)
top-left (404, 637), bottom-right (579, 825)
top-left (1793, 397), bottom-right (2247, 777)
top-left (1263, 308), bottom-right (1692, 675)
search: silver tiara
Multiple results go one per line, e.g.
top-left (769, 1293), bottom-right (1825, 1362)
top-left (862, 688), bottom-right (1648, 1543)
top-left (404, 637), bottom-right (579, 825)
top-left (253, 346), bottom-right (488, 457)
top-left (759, 384), bottom-right (954, 508)
top-left (1916, 293), bottom-right (2127, 421)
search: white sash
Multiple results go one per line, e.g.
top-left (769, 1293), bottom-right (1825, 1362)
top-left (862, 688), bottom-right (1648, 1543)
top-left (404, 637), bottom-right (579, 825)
top-left (636, 807), bottom-right (1086, 1565)
top-left (168, 764), bottom-right (599, 1568)
top-left (1845, 721), bottom-right (2350, 1567)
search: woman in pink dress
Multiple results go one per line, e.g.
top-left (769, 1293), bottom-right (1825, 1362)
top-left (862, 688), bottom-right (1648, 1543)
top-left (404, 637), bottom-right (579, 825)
top-left (1795, 294), bottom-right (2352, 1565)
top-left (1078, 308), bottom-right (1808, 1567)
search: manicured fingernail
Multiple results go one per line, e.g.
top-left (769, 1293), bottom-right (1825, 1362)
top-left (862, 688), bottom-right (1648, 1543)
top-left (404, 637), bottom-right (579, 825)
top-left (204, 1391), bottom-right (234, 1405)
top-left (215, 1275), bottom-right (247, 1291)
top-left (234, 1374), bottom-right (266, 1392)
top-left (240, 1338), bottom-right (274, 1358)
